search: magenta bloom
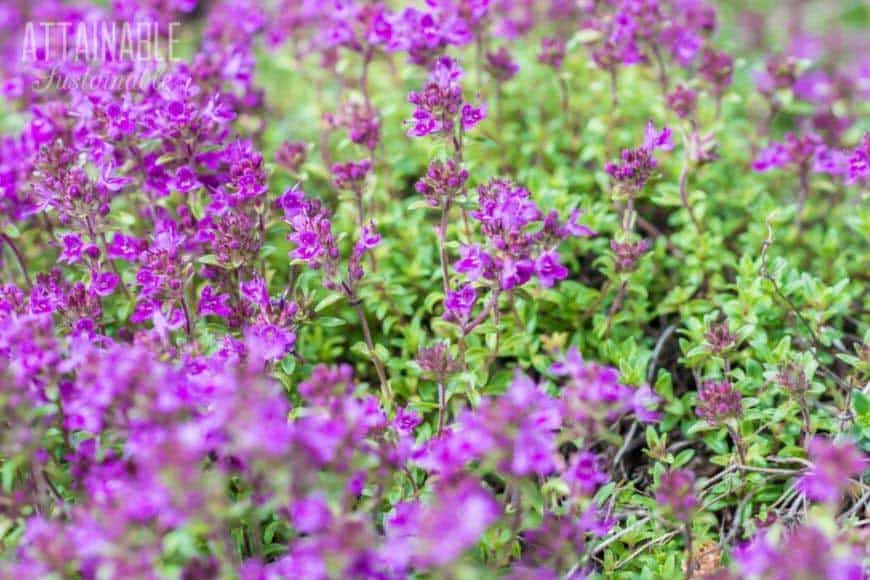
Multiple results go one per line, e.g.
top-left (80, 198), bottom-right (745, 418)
top-left (733, 524), bottom-right (865, 580)
top-left (667, 85), bottom-right (697, 119)
top-left (796, 437), bottom-right (867, 503)
top-left (564, 451), bottom-right (609, 496)
top-left (199, 285), bottom-right (232, 318)
top-left (606, 121), bottom-right (672, 192)
top-left (845, 133), bottom-right (869, 185)
top-left (695, 380), bottom-right (742, 424)
top-left (535, 251), bottom-right (568, 288)
top-left (172, 166), bottom-right (201, 193)
top-left (485, 47), bottom-right (519, 82)
top-left (444, 283), bottom-right (477, 323)
top-left (406, 56), bottom-right (484, 139)
top-left (90, 272), bottom-right (120, 297)
top-left (655, 469), bottom-right (697, 521)
top-left (290, 494), bottom-right (332, 534)
top-left (460, 103), bottom-right (486, 130)
top-left (58, 234), bottom-right (85, 264)
top-left (454, 244), bottom-right (493, 281)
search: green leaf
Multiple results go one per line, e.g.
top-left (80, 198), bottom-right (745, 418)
top-left (318, 316), bottom-right (347, 327)
top-left (673, 449), bottom-right (695, 467)
top-left (852, 389), bottom-right (869, 416)
top-left (314, 293), bottom-right (344, 312)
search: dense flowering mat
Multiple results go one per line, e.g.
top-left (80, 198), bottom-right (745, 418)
top-left (0, 0), bottom-right (868, 578)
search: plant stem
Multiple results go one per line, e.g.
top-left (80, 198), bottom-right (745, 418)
top-left (458, 289), bottom-right (500, 369)
top-left (495, 82), bottom-right (503, 129)
top-left (798, 394), bottom-right (812, 444)
top-left (100, 232), bottom-right (130, 298)
top-left (437, 380), bottom-right (446, 435)
top-left (679, 164), bottom-right (702, 234)
top-left (180, 295), bottom-right (193, 339)
top-left (438, 199), bottom-right (453, 296)
top-left (558, 76), bottom-right (569, 121)
top-left (609, 68), bottom-right (619, 110)
top-left (795, 166), bottom-right (810, 227)
top-left (652, 44), bottom-right (670, 94)
top-left (726, 423), bottom-right (746, 466)
top-left (605, 280), bottom-right (628, 333)
top-left (684, 523), bottom-right (694, 579)
top-left (360, 48), bottom-right (373, 111)
top-left (463, 289), bottom-right (500, 335)
top-left (352, 300), bottom-right (392, 404)
top-left (1, 233), bottom-right (32, 288)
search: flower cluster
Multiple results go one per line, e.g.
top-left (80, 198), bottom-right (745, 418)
top-left (406, 56), bottom-right (486, 138)
top-left (655, 469), bottom-right (698, 521)
top-left (414, 158), bottom-right (469, 208)
top-left (695, 380), bottom-right (742, 424)
top-left (0, 0), bottom-right (866, 577)
top-left (730, 524), bottom-right (865, 579)
top-left (453, 178), bottom-right (595, 292)
top-left (606, 121), bottom-right (673, 194)
top-left (796, 437), bottom-right (867, 503)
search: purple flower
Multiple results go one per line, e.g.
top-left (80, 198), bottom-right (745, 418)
top-left (535, 251), bottom-right (568, 288)
top-left (696, 380), bottom-right (742, 424)
top-left (199, 285), bottom-right (232, 318)
top-left (331, 159), bottom-right (372, 191)
top-left (561, 209), bottom-right (597, 238)
top-left (699, 48), bottom-right (734, 95)
top-left (752, 142), bottom-right (790, 172)
top-left (58, 234), bottom-right (84, 264)
top-left (485, 47), bottom-right (519, 82)
top-left (845, 134), bottom-right (869, 185)
top-left (406, 109), bottom-right (440, 138)
top-left (610, 239), bottom-right (651, 272)
top-left (632, 385), bottom-right (662, 423)
top-left (754, 54), bottom-right (797, 96)
top-left (172, 166), bottom-right (201, 193)
top-left (240, 277), bottom-right (269, 309)
top-left (705, 322), bottom-right (737, 354)
top-left (733, 524), bottom-right (865, 580)
top-left (91, 272), bottom-right (120, 297)
top-left (564, 451), bottom-right (609, 495)
top-left (286, 198), bottom-right (337, 271)
top-left (812, 146), bottom-right (848, 175)
top-left (393, 407), bottom-right (422, 435)
top-left (667, 85), bottom-right (698, 119)
top-left (444, 283), bottom-right (477, 322)
top-left (793, 70), bottom-right (836, 105)
top-left (406, 56), bottom-right (483, 139)
top-left (512, 424), bottom-right (557, 476)
top-left (291, 494), bottom-right (332, 534)
top-left (413, 479), bottom-right (501, 567)
top-left (776, 362), bottom-right (809, 394)
top-left (643, 120), bottom-right (673, 151)
top-left (107, 234), bottom-right (145, 261)
top-left (538, 37), bottom-right (566, 69)
top-left (415, 158), bottom-right (468, 207)
top-left (796, 437), bottom-right (867, 503)
top-left (553, 347), bottom-right (657, 432)
top-left (499, 258), bottom-right (535, 290)
top-left (753, 132), bottom-right (825, 174)
top-left (606, 122), bottom-right (672, 192)
top-left (99, 163), bottom-right (133, 192)
top-left (246, 323), bottom-right (296, 361)
top-left (416, 343), bottom-right (460, 380)
top-left (655, 469), bottom-right (697, 521)
top-left (460, 103), bottom-right (486, 130)
top-left (275, 141), bottom-right (307, 173)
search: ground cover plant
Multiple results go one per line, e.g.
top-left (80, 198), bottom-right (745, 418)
top-left (0, 0), bottom-right (868, 578)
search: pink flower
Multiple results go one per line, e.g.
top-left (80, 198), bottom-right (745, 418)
top-left (797, 437), bottom-right (867, 503)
